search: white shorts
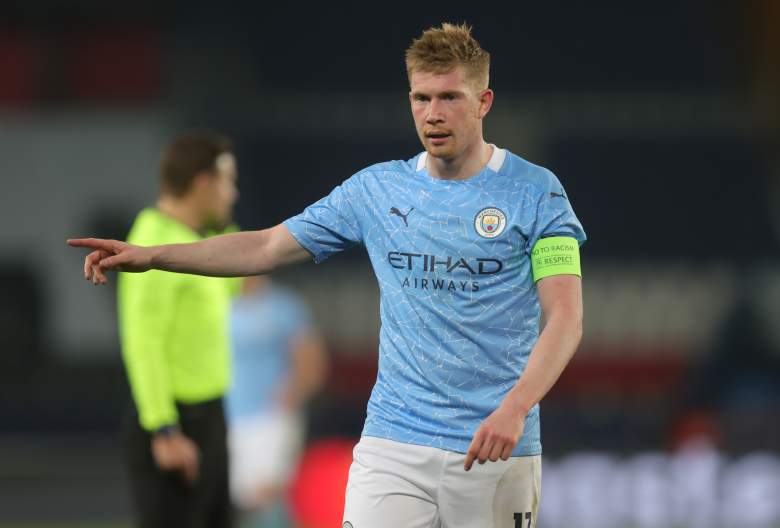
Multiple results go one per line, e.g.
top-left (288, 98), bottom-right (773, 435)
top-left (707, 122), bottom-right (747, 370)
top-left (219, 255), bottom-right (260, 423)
top-left (343, 436), bottom-right (541, 528)
top-left (227, 410), bottom-right (304, 509)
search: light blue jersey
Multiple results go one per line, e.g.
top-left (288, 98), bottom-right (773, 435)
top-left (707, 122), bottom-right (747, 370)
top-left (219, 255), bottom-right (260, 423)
top-left (226, 284), bottom-right (312, 421)
top-left (284, 147), bottom-right (586, 455)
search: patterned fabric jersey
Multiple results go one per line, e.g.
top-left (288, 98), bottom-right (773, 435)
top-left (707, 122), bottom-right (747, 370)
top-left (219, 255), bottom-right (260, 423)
top-left (284, 146), bottom-right (586, 455)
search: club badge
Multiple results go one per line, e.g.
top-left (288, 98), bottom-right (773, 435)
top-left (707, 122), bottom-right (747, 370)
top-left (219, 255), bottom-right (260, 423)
top-left (474, 207), bottom-right (507, 238)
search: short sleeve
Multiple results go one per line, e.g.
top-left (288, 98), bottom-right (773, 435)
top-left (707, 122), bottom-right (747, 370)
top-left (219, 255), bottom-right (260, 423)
top-left (283, 173), bottom-right (364, 263)
top-left (525, 169), bottom-right (587, 255)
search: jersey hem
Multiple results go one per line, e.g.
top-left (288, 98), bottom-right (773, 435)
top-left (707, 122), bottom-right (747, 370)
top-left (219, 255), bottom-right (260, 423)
top-left (360, 428), bottom-right (542, 457)
top-left (282, 220), bottom-right (322, 263)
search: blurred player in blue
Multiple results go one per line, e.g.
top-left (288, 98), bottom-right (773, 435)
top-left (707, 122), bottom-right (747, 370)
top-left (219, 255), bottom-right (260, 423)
top-left (227, 275), bottom-right (327, 528)
top-left (71, 22), bottom-right (585, 528)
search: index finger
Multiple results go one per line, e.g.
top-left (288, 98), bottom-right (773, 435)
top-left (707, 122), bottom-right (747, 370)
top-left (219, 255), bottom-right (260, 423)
top-left (464, 432), bottom-right (484, 471)
top-left (67, 238), bottom-right (115, 251)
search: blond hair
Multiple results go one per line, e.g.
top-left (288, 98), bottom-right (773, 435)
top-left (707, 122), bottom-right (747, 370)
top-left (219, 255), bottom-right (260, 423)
top-left (405, 23), bottom-right (490, 90)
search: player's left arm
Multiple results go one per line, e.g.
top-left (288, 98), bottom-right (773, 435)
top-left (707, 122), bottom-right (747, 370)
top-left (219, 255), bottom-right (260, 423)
top-left (465, 274), bottom-right (582, 471)
top-left (508, 273), bottom-right (583, 415)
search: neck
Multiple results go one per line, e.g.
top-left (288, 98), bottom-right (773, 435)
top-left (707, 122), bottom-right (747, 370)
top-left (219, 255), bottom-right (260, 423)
top-left (156, 195), bottom-right (203, 232)
top-left (427, 141), bottom-right (493, 180)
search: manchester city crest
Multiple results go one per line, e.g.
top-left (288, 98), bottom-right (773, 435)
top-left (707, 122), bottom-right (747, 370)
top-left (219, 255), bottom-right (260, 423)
top-left (474, 207), bottom-right (507, 238)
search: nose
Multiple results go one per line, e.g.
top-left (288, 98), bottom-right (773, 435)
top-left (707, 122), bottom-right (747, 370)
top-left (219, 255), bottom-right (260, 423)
top-left (426, 99), bottom-right (445, 124)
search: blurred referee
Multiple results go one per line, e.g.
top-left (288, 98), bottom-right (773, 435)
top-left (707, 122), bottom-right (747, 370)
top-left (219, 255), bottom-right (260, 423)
top-left (118, 132), bottom-right (238, 527)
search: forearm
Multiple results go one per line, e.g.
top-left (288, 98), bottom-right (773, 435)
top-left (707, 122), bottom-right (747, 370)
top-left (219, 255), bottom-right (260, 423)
top-left (151, 228), bottom-right (301, 277)
top-left (150, 231), bottom-right (261, 277)
top-left (503, 310), bottom-right (583, 416)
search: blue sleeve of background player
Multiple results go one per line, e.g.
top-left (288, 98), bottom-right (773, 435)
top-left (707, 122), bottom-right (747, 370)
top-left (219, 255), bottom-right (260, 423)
top-left (283, 173), bottom-right (365, 263)
top-left (525, 168), bottom-right (587, 255)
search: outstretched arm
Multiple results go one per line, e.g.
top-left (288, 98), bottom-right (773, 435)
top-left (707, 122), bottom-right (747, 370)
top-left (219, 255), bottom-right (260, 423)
top-left (464, 274), bottom-right (583, 470)
top-left (68, 223), bottom-right (311, 284)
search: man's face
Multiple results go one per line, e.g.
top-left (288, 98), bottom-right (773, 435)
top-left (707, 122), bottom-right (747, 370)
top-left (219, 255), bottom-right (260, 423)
top-left (202, 152), bottom-right (238, 229)
top-left (409, 67), bottom-right (491, 162)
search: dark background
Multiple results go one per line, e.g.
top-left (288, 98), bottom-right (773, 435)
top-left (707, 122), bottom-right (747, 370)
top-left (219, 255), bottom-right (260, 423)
top-left (1, 1), bottom-right (778, 526)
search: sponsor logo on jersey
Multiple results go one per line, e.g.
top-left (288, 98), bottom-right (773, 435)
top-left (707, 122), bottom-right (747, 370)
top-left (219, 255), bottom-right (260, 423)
top-left (389, 206), bottom-right (414, 227)
top-left (474, 207), bottom-right (507, 238)
top-left (387, 252), bottom-right (502, 274)
top-left (388, 251), bottom-right (503, 293)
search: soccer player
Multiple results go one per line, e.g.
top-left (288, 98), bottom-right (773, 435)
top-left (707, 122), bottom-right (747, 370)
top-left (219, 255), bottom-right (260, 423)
top-left (116, 132), bottom-right (239, 528)
top-left (71, 23), bottom-right (585, 528)
top-left (226, 275), bottom-right (327, 527)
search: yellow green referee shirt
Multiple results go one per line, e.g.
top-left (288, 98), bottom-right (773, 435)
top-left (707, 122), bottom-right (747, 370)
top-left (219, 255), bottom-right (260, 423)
top-left (118, 207), bottom-right (235, 431)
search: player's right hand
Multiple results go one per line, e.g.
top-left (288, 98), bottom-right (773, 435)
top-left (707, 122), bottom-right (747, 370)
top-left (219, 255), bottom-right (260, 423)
top-left (151, 431), bottom-right (200, 485)
top-left (67, 238), bottom-right (153, 285)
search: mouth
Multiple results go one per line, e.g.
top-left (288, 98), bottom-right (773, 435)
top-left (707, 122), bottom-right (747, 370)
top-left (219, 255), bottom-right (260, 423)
top-left (425, 131), bottom-right (451, 145)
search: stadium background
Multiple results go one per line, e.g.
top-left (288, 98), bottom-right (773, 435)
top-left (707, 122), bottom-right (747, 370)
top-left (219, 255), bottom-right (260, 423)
top-left (1, 1), bottom-right (779, 526)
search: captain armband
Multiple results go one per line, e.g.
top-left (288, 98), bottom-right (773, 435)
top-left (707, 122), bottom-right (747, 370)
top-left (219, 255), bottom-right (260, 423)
top-left (531, 236), bottom-right (581, 282)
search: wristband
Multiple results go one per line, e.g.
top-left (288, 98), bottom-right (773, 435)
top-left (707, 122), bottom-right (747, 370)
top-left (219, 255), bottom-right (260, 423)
top-left (154, 424), bottom-right (180, 437)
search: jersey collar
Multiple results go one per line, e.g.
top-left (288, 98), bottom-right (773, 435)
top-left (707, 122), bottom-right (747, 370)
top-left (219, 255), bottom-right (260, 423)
top-left (416, 144), bottom-right (506, 174)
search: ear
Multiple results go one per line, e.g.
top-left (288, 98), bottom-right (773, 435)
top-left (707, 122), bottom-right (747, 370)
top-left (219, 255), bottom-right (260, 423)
top-left (477, 89), bottom-right (494, 119)
top-left (191, 171), bottom-right (214, 193)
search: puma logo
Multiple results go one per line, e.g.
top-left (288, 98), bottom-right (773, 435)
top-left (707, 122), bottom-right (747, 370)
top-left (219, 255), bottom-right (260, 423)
top-left (389, 206), bottom-right (414, 227)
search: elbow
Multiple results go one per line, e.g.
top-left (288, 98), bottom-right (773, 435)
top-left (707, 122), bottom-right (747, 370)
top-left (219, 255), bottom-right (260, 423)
top-left (549, 305), bottom-right (583, 351)
top-left (572, 314), bottom-right (583, 351)
top-left (253, 230), bottom-right (277, 275)
top-left (569, 303), bottom-right (584, 345)
top-left (571, 302), bottom-right (583, 339)
top-left (571, 307), bottom-right (584, 358)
